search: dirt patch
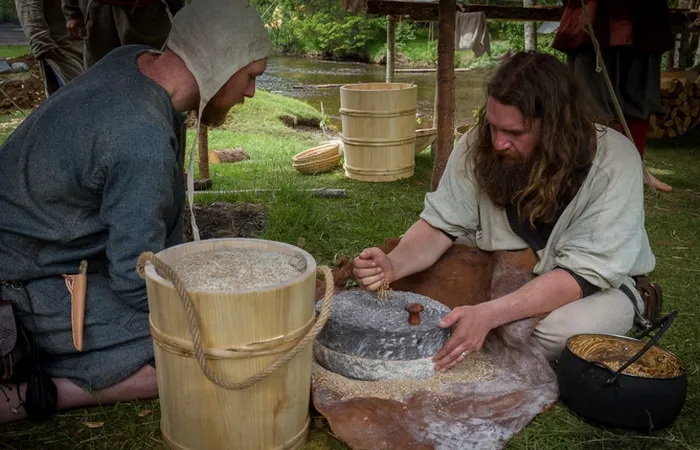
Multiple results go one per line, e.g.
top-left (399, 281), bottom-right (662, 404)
top-left (0, 54), bottom-right (46, 114)
top-left (183, 202), bottom-right (266, 242)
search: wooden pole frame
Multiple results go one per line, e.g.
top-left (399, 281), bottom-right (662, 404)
top-left (431, 0), bottom-right (456, 191)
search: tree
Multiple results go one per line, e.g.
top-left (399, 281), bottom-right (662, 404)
top-left (523, 0), bottom-right (537, 51)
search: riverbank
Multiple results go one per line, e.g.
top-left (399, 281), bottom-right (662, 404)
top-left (270, 27), bottom-right (564, 72)
top-left (272, 33), bottom-right (513, 71)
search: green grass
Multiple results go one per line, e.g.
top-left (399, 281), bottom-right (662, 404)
top-left (0, 90), bottom-right (699, 450)
top-left (0, 110), bottom-right (28, 142)
top-left (0, 45), bottom-right (31, 60)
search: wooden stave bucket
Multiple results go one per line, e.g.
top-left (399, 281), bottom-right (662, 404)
top-left (340, 82), bottom-right (417, 182)
top-left (142, 238), bottom-right (318, 450)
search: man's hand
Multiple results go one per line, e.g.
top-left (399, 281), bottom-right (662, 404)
top-left (352, 248), bottom-right (394, 291)
top-left (432, 304), bottom-right (495, 372)
top-left (66, 18), bottom-right (86, 40)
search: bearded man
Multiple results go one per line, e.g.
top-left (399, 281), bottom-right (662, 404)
top-left (0, 0), bottom-right (269, 423)
top-left (353, 52), bottom-right (657, 371)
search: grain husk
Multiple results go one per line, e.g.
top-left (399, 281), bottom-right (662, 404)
top-left (311, 352), bottom-right (498, 403)
top-left (171, 248), bottom-right (306, 292)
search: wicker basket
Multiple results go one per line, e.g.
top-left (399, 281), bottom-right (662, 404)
top-left (293, 143), bottom-right (342, 174)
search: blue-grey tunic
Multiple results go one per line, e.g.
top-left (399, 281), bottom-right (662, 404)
top-left (0, 45), bottom-right (185, 390)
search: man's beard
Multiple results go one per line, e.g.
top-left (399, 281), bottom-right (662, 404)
top-left (200, 100), bottom-right (230, 128)
top-left (474, 149), bottom-right (536, 208)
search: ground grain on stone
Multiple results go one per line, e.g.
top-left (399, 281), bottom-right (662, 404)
top-left (311, 352), bottom-right (498, 403)
top-left (172, 248), bottom-right (306, 292)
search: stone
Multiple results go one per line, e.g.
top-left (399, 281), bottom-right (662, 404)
top-left (0, 59), bottom-right (12, 74)
top-left (315, 289), bottom-right (451, 361)
top-left (313, 342), bottom-right (438, 381)
top-left (210, 148), bottom-right (250, 164)
top-left (311, 318), bottom-right (559, 450)
top-left (10, 62), bottom-right (28, 73)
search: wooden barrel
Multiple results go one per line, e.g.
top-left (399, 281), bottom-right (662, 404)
top-left (142, 238), bottom-right (319, 450)
top-left (340, 82), bottom-right (417, 182)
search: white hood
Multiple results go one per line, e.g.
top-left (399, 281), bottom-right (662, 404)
top-left (165, 0), bottom-right (271, 240)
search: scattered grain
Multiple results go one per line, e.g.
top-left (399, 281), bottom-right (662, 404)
top-left (311, 352), bottom-right (498, 403)
top-left (171, 248), bottom-right (306, 292)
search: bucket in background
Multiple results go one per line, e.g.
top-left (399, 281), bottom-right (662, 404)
top-left (340, 82), bottom-right (417, 182)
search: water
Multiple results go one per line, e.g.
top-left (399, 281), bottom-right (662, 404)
top-left (256, 55), bottom-right (492, 130)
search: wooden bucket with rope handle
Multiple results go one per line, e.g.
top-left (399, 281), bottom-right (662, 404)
top-left (136, 239), bottom-right (334, 450)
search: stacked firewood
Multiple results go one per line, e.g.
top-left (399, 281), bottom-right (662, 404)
top-left (648, 71), bottom-right (700, 139)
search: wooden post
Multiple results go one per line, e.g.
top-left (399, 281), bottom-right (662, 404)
top-left (523, 0), bottom-right (537, 51)
top-left (198, 123), bottom-right (209, 180)
top-left (386, 15), bottom-right (396, 82)
top-left (430, 0), bottom-right (456, 192)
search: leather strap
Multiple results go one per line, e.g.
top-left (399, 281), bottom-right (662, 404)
top-left (634, 275), bottom-right (663, 325)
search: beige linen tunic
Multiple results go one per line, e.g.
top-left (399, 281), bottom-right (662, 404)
top-left (420, 126), bottom-right (655, 360)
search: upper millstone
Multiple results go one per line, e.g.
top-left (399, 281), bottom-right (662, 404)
top-left (315, 289), bottom-right (451, 361)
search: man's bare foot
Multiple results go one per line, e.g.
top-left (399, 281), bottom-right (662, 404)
top-left (645, 172), bottom-right (673, 193)
top-left (0, 365), bottom-right (157, 425)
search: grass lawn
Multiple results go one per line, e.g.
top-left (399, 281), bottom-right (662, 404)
top-left (0, 46), bottom-right (32, 60)
top-left (0, 86), bottom-right (698, 450)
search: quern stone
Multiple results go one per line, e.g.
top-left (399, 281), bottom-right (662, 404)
top-left (313, 342), bottom-right (440, 381)
top-left (314, 290), bottom-right (451, 380)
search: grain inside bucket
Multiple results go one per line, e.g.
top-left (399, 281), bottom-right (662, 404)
top-left (340, 82), bottom-right (417, 182)
top-left (142, 238), bottom-right (319, 450)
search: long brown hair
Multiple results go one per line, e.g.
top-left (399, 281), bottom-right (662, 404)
top-left (471, 51), bottom-right (598, 226)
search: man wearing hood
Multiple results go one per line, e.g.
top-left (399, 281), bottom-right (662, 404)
top-left (0, 0), bottom-right (270, 423)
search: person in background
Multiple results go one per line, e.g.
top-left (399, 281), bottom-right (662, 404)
top-left (14, 0), bottom-right (84, 96)
top-left (552, 0), bottom-right (675, 192)
top-left (62, 0), bottom-right (185, 69)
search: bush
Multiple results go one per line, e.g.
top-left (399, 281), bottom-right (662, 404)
top-left (492, 21), bottom-right (566, 62)
top-left (254, 0), bottom-right (385, 60)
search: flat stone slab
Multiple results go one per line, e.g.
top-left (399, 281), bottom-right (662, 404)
top-left (315, 290), bottom-right (451, 361)
top-left (313, 342), bottom-right (438, 381)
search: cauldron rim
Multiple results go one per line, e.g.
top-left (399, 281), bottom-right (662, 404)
top-left (563, 332), bottom-right (686, 381)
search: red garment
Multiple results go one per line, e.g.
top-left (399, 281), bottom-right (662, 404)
top-left (610, 118), bottom-right (649, 158)
top-left (552, 0), bottom-right (674, 55)
top-left (624, 117), bottom-right (650, 158)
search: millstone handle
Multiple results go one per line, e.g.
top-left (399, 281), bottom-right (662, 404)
top-left (405, 303), bottom-right (424, 326)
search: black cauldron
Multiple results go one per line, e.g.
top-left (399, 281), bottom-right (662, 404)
top-left (555, 311), bottom-right (687, 432)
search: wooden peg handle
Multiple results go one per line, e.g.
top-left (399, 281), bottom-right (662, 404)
top-left (404, 303), bottom-right (424, 326)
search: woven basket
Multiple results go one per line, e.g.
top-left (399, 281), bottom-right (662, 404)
top-left (293, 143), bottom-right (342, 174)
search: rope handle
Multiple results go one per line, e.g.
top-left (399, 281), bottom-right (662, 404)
top-left (136, 251), bottom-right (334, 390)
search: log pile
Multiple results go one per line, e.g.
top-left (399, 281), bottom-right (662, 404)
top-left (649, 71), bottom-right (700, 139)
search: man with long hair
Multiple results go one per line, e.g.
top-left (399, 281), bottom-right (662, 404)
top-left (353, 52), bottom-right (656, 370)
